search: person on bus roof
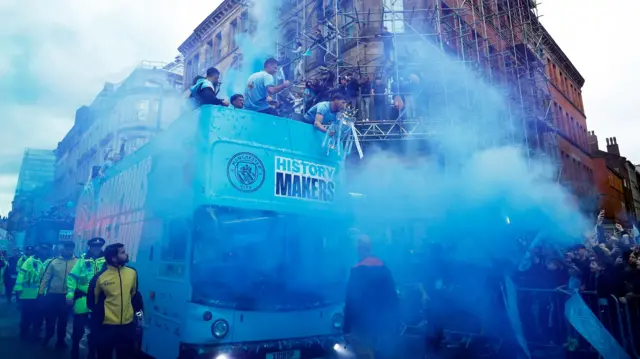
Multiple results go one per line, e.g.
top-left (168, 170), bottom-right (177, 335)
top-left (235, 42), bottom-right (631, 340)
top-left (67, 237), bottom-right (106, 359)
top-left (303, 93), bottom-right (347, 133)
top-left (244, 57), bottom-right (291, 116)
top-left (39, 241), bottom-right (78, 348)
top-left (230, 94), bottom-right (245, 109)
top-left (88, 243), bottom-right (143, 359)
top-left (343, 234), bottom-right (399, 359)
top-left (190, 67), bottom-right (229, 108)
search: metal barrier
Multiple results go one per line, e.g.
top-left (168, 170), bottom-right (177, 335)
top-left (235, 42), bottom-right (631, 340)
top-left (622, 297), bottom-right (640, 358)
top-left (394, 283), bottom-right (640, 358)
top-left (515, 288), bottom-right (640, 358)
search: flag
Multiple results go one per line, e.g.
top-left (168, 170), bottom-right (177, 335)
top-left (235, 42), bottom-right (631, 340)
top-left (564, 294), bottom-right (629, 359)
top-left (503, 276), bottom-right (530, 358)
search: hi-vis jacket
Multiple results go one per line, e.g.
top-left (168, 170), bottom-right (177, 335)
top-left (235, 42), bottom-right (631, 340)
top-left (66, 253), bottom-right (106, 314)
top-left (16, 255), bottom-right (29, 271)
top-left (88, 265), bottom-right (143, 325)
top-left (14, 257), bottom-right (46, 299)
top-left (39, 256), bottom-right (78, 295)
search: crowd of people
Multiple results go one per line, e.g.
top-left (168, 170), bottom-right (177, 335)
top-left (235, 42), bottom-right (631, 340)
top-left (516, 210), bottom-right (640, 300)
top-left (185, 50), bottom-right (429, 135)
top-left (0, 238), bottom-right (142, 359)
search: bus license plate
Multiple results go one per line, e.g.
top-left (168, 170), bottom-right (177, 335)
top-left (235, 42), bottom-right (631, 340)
top-left (266, 350), bottom-right (301, 359)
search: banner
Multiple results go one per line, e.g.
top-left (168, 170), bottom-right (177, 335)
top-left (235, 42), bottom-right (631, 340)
top-left (58, 230), bottom-right (74, 241)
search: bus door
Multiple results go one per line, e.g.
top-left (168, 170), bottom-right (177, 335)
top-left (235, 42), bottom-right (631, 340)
top-left (139, 216), bottom-right (191, 359)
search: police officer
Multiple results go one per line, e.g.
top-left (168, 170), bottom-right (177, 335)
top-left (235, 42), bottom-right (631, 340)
top-left (39, 241), bottom-right (78, 348)
top-left (4, 248), bottom-right (21, 303)
top-left (67, 237), bottom-right (106, 359)
top-left (16, 246), bottom-right (34, 271)
top-left (14, 243), bottom-right (51, 340)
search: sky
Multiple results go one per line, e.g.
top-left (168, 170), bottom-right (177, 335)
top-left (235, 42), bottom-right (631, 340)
top-left (0, 0), bottom-right (638, 217)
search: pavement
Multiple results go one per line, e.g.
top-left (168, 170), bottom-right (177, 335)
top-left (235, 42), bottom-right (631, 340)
top-left (0, 299), bottom-right (87, 359)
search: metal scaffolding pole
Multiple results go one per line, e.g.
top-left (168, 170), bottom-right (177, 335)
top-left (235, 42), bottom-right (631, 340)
top-left (273, 0), bottom-right (559, 175)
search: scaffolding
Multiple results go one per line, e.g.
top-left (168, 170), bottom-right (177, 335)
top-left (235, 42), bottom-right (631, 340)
top-left (259, 0), bottom-right (559, 166)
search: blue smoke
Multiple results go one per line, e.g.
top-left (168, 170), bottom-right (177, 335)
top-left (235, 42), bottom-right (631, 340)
top-left (344, 37), bottom-right (588, 267)
top-left (220, 0), bottom-right (283, 98)
top-left (329, 37), bottom-right (589, 354)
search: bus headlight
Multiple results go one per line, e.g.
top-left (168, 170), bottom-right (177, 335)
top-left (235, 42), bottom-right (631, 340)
top-left (332, 313), bottom-right (344, 329)
top-left (211, 319), bottom-right (229, 339)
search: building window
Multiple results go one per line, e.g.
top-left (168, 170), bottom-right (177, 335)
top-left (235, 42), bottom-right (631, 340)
top-left (230, 19), bottom-right (239, 51)
top-left (186, 60), bottom-right (193, 86)
top-left (214, 32), bottom-right (222, 63)
top-left (205, 40), bottom-right (213, 69)
top-left (193, 53), bottom-right (201, 76)
top-left (137, 100), bottom-right (149, 121)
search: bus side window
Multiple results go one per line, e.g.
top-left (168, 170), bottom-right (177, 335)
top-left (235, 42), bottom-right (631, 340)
top-left (161, 219), bottom-right (188, 261)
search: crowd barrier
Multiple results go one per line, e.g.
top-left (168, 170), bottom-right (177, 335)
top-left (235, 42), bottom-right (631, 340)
top-left (515, 287), bottom-right (640, 358)
top-left (396, 284), bottom-right (640, 358)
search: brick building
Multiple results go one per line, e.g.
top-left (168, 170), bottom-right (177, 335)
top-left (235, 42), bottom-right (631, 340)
top-left (588, 131), bottom-right (638, 224)
top-left (591, 156), bottom-right (627, 224)
top-left (542, 32), bottom-right (595, 208)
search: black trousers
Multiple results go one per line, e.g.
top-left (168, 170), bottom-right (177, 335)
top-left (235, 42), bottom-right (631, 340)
top-left (19, 299), bottom-right (41, 338)
top-left (374, 100), bottom-right (387, 121)
top-left (96, 323), bottom-right (137, 359)
top-left (72, 313), bottom-right (96, 359)
top-left (43, 293), bottom-right (70, 343)
top-left (4, 276), bottom-right (16, 302)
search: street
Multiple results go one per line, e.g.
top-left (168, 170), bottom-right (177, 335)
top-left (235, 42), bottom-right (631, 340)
top-left (0, 300), bottom-right (87, 358)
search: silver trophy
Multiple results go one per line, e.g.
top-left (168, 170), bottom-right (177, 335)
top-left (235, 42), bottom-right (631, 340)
top-left (322, 107), bottom-right (363, 159)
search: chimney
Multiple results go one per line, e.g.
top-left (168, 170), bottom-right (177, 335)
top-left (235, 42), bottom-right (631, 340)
top-left (606, 136), bottom-right (620, 156)
top-left (587, 130), bottom-right (599, 154)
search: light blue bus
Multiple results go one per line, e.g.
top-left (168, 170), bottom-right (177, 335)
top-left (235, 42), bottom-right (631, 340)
top-left (74, 105), bottom-right (355, 359)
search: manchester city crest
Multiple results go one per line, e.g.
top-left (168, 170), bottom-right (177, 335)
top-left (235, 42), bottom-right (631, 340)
top-left (226, 152), bottom-right (266, 192)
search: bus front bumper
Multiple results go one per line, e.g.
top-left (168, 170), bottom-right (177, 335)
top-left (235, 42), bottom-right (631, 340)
top-left (177, 335), bottom-right (349, 359)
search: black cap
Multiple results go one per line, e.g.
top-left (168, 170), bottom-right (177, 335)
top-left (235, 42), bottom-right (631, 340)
top-left (88, 237), bottom-right (106, 248)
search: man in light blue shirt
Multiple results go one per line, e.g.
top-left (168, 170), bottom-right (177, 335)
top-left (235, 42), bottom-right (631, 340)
top-left (304, 93), bottom-right (346, 134)
top-left (244, 58), bottom-right (291, 115)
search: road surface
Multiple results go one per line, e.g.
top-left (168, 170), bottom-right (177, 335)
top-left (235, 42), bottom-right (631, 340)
top-left (0, 300), bottom-right (87, 358)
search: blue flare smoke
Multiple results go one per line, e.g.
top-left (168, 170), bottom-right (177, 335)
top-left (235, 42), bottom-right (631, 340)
top-left (220, 0), bottom-right (283, 97)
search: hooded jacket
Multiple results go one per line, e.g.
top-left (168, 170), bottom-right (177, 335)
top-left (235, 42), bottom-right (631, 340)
top-left (39, 256), bottom-right (78, 295)
top-left (67, 252), bottom-right (106, 314)
top-left (190, 78), bottom-right (225, 108)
